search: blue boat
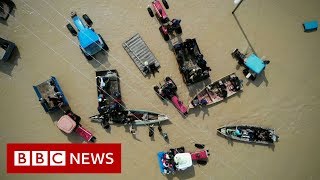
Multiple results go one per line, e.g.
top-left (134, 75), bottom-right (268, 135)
top-left (33, 76), bottom-right (69, 112)
top-left (157, 152), bottom-right (166, 174)
top-left (303, 20), bottom-right (318, 32)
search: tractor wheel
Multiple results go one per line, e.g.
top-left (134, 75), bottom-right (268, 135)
top-left (147, 7), bottom-right (154, 17)
top-left (159, 27), bottom-right (170, 41)
top-left (82, 14), bottom-right (93, 27)
top-left (98, 34), bottom-right (109, 51)
top-left (66, 23), bottom-right (77, 36)
top-left (90, 136), bottom-right (97, 143)
top-left (175, 26), bottom-right (182, 34)
top-left (81, 47), bottom-right (93, 60)
top-left (162, 0), bottom-right (169, 9)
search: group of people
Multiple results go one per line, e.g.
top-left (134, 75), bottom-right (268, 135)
top-left (174, 39), bottom-right (211, 84)
top-left (161, 147), bottom-right (185, 174)
top-left (39, 80), bottom-right (65, 109)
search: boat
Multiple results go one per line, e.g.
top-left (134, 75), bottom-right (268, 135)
top-left (188, 73), bottom-right (243, 109)
top-left (217, 125), bottom-right (279, 145)
top-left (172, 38), bottom-right (211, 86)
top-left (95, 70), bottom-right (122, 112)
top-left (33, 76), bottom-right (69, 113)
top-left (90, 109), bottom-right (169, 126)
top-left (123, 34), bottom-right (160, 76)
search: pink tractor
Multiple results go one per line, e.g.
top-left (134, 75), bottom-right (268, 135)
top-left (147, 0), bottom-right (182, 41)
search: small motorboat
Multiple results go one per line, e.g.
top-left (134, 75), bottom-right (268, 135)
top-left (90, 109), bottom-right (169, 126)
top-left (154, 77), bottom-right (188, 115)
top-left (189, 73), bottom-right (243, 109)
top-left (217, 125), bottom-right (279, 145)
top-left (57, 115), bottom-right (96, 143)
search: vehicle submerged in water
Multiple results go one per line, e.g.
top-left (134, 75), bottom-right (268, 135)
top-left (0, 37), bottom-right (16, 62)
top-left (189, 73), bottom-right (243, 109)
top-left (217, 125), bottom-right (279, 145)
top-left (66, 11), bottom-right (109, 60)
top-left (147, 0), bottom-right (182, 41)
top-left (157, 146), bottom-right (209, 175)
top-left (33, 76), bottom-right (96, 142)
top-left (92, 70), bottom-right (169, 127)
top-left (173, 38), bottom-right (211, 85)
top-left (0, 0), bottom-right (15, 21)
top-left (154, 77), bottom-right (188, 115)
top-left (231, 48), bottom-right (270, 81)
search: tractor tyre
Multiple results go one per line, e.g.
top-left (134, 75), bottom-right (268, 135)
top-left (162, 0), bottom-right (169, 9)
top-left (66, 23), bottom-right (77, 36)
top-left (175, 26), bottom-right (182, 34)
top-left (147, 7), bottom-right (154, 17)
top-left (81, 48), bottom-right (93, 60)
top-left (82, 14), bottom-right (93, 27)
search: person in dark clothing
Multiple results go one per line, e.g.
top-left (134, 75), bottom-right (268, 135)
top-left (48, 96), bottom-right (63, 107)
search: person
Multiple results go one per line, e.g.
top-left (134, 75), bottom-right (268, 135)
top-left (101, 115), bottom-right (110, 129)
top-left (129, 124), bottom-right (136, 134)
top-left (235, 128), bottom-right (242, 137)
top-left (171, 19), bottom-right (181, 28)
top-left (263, 60), bottom-right (270, 64)
top-left (200, 99), bottom-right (208, 106)
top-left (48, 95), bottom-right (63, 107)
top-left (232, 49), bottom-right (246, 65)
top-left (149, 124), bottom-right (154, 137)
top-left (158, 124), bottom-right (163, 133)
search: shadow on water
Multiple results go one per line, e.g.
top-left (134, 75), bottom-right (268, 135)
top-left (48, 110), bottom-right (85, 143)
top-left (88, 51), bottom-right (110, 69)
top-left (165, 166), bottom-right (195, 180)
top-left (245, 70), bottom-right (269, 87)
top-left (0, 47), bottom-right (20, 76)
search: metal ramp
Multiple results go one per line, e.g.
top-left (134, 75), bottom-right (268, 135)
top-left (123, 33), bottom-right (160, 76)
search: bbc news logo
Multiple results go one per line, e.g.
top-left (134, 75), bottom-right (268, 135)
top-left (7, 143), bottom-right (121, 173)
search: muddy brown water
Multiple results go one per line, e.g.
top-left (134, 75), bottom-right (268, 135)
top-left (1, 0), bottom-right (320, 179)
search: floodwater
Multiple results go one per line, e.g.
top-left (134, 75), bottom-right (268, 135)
top-left (1, 0), bottom-right (320, 179)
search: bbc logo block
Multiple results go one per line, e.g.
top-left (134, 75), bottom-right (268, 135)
top-left (14, 151), bottom-right (66, 166)
top-left (7, 143), bottom-right (121, 173)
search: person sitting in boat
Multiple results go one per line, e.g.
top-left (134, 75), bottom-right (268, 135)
top-left (217, 81), bottom-right (228, 98)
top-left (234, 128), bottom-right (242, 137)
top-left (230, 76), bottom-right (241, 92)
top-left (48, 95), bottom-right (64, 107)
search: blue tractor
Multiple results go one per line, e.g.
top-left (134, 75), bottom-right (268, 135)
top-left (66, 11), bottom-right (109, 60)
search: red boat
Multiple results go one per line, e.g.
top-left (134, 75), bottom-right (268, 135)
top-left (153, 77), bottom-right (188, 115)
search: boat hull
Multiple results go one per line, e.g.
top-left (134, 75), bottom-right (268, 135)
top-left (189, 73), bottom-right (243, 109)
top-left (217, 125), bottom-right (279, 145)
top-left (90, 109), bottom-right (169, 126)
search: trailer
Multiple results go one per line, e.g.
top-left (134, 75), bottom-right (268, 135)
top-left (123, 34), bottom-right (160, 76)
